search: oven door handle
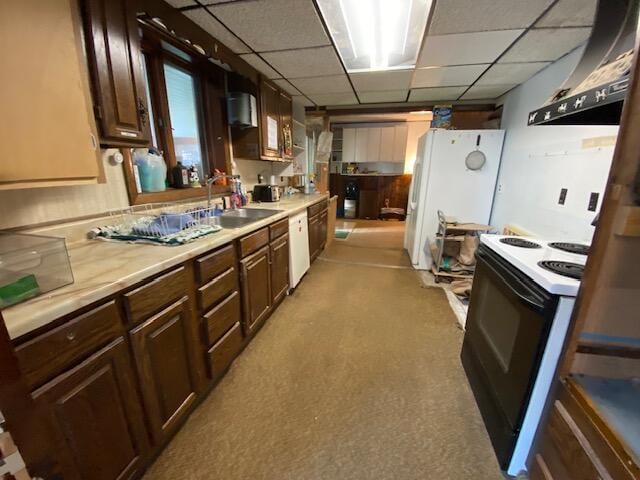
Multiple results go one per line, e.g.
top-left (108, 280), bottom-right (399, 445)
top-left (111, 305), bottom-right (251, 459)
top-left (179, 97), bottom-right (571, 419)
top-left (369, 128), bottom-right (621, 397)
top-left (479, 253), bottom-right (546, 312)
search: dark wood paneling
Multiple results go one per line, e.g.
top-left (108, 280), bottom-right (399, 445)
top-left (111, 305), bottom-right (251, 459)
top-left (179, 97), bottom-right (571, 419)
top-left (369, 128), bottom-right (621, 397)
top-left (203, 291), bottom-right (241, 347)
top-left (196, 244), bottom-right (236, 285)
top-left (197, 267), bottom-right (237, 312)
top-left (239, 245), bottom-right (271, 334)
top-left (270, 234), bottom-right (290, 305)
top-left (207, 321), bottom-right (243, 379)
top-left (123, 267), bottom-right (187, 325)
top-left (82, 0), bottom-right (150, 146)
top-left (269, 217), bottom-right (289, 241)
top-left (33, 338), bottom-right (149, 480)
top-left (329, 174), bottom-right (411, 218)
top-left (238, 227), bottom-right (269, 258)
top-left (129, 297), bottom-right (197, 446)
top-left (15, 301), bottom-right (122, 389)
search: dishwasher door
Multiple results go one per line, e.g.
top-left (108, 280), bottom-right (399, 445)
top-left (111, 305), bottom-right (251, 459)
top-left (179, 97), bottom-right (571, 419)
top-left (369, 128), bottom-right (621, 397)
top-left (288, 211), bottom-right (310, 288)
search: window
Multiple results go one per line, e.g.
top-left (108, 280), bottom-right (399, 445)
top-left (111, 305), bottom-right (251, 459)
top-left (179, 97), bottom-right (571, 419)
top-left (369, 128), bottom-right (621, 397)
top-left (163, 63), bottom-right (206, 179)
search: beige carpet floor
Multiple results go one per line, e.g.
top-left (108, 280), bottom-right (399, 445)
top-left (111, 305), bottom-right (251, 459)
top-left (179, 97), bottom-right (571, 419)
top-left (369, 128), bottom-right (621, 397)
top-left (143, 221), bottom-right (502, 480)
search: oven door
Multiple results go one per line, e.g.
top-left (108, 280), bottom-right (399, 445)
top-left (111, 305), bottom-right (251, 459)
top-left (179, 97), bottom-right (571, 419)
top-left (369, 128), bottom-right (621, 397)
top-left (461, 245), bottom-right (558, 466)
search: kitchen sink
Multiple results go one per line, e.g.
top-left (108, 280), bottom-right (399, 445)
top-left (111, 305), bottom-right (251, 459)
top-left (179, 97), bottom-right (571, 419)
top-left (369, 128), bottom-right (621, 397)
top-left (204, 208), bottom-right (282, 229)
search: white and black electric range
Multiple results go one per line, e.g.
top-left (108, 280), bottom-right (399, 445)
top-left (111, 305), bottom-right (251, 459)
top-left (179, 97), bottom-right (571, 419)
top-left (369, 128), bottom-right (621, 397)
top-left (461, 234), bottom-right (589, 477)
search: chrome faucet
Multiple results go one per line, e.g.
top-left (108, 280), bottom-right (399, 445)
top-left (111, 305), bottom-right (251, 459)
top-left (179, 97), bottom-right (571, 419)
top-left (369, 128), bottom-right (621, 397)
top-left (206, 174), bottom-right (240, 210)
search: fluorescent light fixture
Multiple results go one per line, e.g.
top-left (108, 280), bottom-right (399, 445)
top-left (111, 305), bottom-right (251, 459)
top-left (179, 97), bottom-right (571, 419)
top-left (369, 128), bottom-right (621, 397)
top-left (317, 0), bottom-right (432, 73)
top-left (409, 110), bottom-right (431, 115)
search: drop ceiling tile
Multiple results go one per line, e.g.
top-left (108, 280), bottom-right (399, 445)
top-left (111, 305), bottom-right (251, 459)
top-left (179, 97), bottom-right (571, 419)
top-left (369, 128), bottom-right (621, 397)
top-left (358, 91), bottom-right (409, 103)
top-left (273, 79), bottom-right (302, 96)
top-left (476, 62), bottom-right (549, 86)
top-left (536, 0), bottom-right (598, 27)
top-left (418, 30), bottom-right (523, 67)
top-left (349, 71), bottom-right (413, 92)
top-left (166, 0), bottom-right (197, 7)
top-left (239, 53), bottom-right (281, 79)
top-left (183, 9), bottom-right (250, 54)
top-left (499, 27), bottom-right (591, 63)
top-left (412, 65), bottom-right (488, 88)
top-left (209, 0), bottom-right (330, 52)
top-left (261, 47), bottom-right (344, 79)
top-left (429, 0), bottom-right (554, 35)
top-left (307, 92), bottom-right (358, 106)
top-left (408, 87), bottom-right (468, 102)
top-left (289, 75), bottom-right (352, 94)
top-left (460, 84), bottom-right (516, 100)
top-left (292, 95), bottom-right (315, 107)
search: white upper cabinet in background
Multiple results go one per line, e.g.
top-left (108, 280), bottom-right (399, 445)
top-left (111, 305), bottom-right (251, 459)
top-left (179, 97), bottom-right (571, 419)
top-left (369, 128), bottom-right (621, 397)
top-left (379, 127), bottom-right (395, 162)
top-left (392, 125), bottom-right (408, 164)
top-left (341, 125), bottom-right (408, 165)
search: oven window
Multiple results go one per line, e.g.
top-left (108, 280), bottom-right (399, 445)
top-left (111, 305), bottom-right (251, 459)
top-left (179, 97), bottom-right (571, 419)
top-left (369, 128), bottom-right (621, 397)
top-left (476, 278), bottom-right (520, 373)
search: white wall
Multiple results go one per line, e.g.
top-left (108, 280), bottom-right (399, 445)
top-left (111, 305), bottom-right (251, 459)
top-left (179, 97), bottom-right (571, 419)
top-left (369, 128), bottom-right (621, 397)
top-left (491, 48), bottom-right (618, 242)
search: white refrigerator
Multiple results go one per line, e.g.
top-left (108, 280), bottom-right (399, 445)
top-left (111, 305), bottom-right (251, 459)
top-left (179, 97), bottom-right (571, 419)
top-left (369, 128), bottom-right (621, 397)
top-left (404, 129), bottom-right (505, 270)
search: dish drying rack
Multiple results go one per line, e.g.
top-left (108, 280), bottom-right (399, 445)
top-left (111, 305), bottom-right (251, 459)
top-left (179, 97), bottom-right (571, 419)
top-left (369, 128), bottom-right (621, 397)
top-left (93, 203), bottom-right (222, 245)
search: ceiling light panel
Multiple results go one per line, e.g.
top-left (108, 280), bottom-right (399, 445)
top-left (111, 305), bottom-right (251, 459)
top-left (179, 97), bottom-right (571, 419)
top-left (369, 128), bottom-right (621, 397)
top-left (183, 9), bottom-right (251, 54)
top-left (261, 46), bottom-right (344, 78)
top-left (290, 75), bottom-right (353, 94)
top-left (317, 0), bottom-right (433, 72)
top-left (499, 27), bottom-right (591, 63)
top-left (209, 0), bottom-right (330, 51)
top-left (412, 64), bottom-right (488, 88)
top-left (476, 62), bottom-right (549, 86)
top-left (408, 86), bottom-right (468, 101)
top-left (358, 90), bottom-right (409, 103)
top-left (239, 53), bottom-right (282, 79)
top-left (417, 30), bottom-right (523, 67)
top-left (307, 92), bottom-right (358, 106)
top-left (429, 0), bottom-right (553, 35)
top-left (349, 70), bottom-right (413, 92)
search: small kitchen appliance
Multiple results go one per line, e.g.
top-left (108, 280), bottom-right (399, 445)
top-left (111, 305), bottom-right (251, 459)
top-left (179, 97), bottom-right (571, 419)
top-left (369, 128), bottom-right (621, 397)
top-left (461, 234), bottom-right (589, 476)
top-left (252, 184), bottom-right (280, 202)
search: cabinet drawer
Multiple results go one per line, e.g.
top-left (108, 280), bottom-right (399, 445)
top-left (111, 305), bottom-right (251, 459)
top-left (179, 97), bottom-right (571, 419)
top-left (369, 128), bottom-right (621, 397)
top-left (308, 200), bottom-right (327, 218)
top-left (238, 227), bottom-right (269, 258)
top-left (203, 291), bottom-right (241, 346)
top-left (207, 321), bottom-right (243, 379)
top-left (269, 218), bottom-right (289, 240)
top-left (197, 267), bottom-right (237, 312)
top-left (123, 267), bottom-right (187, 324)
top-left (15, 301), bottom-right (123, 388)
top-left (196, 244), bottom-right (236, 285)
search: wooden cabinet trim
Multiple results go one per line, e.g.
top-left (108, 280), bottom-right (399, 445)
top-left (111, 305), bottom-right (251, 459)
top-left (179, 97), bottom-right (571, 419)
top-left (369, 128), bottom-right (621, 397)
top-left (203, 290), bottom-right (241, 347)
top-left (207, 321), bottom-right (243, 379)
top-left (129, 296), bottom-right (197, 445)
top-left (15, 301), bottom-right (123, 389)
top-left (196, 243), bottom-right (236, 285)
top-left (123, 266), bottom-right (187, 325)
top-left (197, 266), bottom-right (237, 312)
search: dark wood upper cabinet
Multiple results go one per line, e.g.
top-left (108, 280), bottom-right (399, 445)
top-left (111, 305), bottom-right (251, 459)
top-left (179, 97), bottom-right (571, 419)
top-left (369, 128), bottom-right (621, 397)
top-left (270, 234), bottom-right (290, 305)
top-left (239, 245), bottom-right (272, 334)
top-left (203, 70), bottom-right (232, 173)
top-left (259, 78), bottom-right (281, 159)
top-left (279, 91), bottom-right (293, 159)
top-left (129, 297), bottom-right (198, 446)
top-left (32, 337), bottom-right (149, 480)
top-left (82, 0), bottom-right (150, 146)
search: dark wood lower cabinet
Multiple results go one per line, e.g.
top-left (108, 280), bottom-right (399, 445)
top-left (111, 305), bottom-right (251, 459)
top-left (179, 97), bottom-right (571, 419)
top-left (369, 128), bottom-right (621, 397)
top-left (240, 245), bottom-right (272, 334)
top-left (32, 337), bottom-right (149, 480)
top-left (129, 296), bottom-right (198, 446)
top-left (270, 234), bottom-right (290, 305)
top-left (308, 203), bottom-right (329, 263)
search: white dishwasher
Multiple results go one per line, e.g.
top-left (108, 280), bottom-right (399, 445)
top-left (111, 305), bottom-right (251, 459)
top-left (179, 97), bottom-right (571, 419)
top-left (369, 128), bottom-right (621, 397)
top-left (288, 211), bottom-right (310, 289)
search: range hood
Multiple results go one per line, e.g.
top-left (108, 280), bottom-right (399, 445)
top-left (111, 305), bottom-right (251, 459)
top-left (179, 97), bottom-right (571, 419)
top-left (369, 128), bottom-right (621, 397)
top-left (528, 0), bottom-right (638, 126)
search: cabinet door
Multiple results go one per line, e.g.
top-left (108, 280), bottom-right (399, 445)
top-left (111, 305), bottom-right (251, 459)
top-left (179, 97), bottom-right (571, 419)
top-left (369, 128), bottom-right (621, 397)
top-left (279, 91), bottom-right (293, 159)
top-left (83, 0), bottom-right (150, 146)
top-left (379, 127), bottom-right (395, 162)
top-left (32, 338), bottom-right (149, 480)
top-left (319, 211), bottom-right (328, 251)
top-left (1, 0), bottom-right (100, 189)
top-left (270, 235), bottom-right (290, 305)
top-left (260, 79), bottom-right (281, 158)
top-left (354, 128), bottom-right (369, 163)
top-left (392, 124), bottom-right (408, 164)
top-left (342, 128), bottom-right (356, 163)
top-left (129, 297), bottom-right (197, 446)
top-left (240, 246), bottom-right (272, 334)
top-left (308, 214), bottom-right (321, 262)
top-left (366, 128), bottom-right (381, 163)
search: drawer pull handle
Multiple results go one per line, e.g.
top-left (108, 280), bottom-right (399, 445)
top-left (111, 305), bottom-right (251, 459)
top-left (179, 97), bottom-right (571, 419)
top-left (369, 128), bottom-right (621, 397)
top-left (66, 332), bottom-right (76, 341)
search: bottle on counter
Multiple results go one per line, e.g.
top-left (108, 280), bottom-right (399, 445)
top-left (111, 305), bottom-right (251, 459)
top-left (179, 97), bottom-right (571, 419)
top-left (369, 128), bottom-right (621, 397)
top-left (171, 161), bottom-right (190, 188)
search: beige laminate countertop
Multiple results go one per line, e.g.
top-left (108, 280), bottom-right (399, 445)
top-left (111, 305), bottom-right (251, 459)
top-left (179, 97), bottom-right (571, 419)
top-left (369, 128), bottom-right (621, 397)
top-left (2, 193), bottom-right (329, 340)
